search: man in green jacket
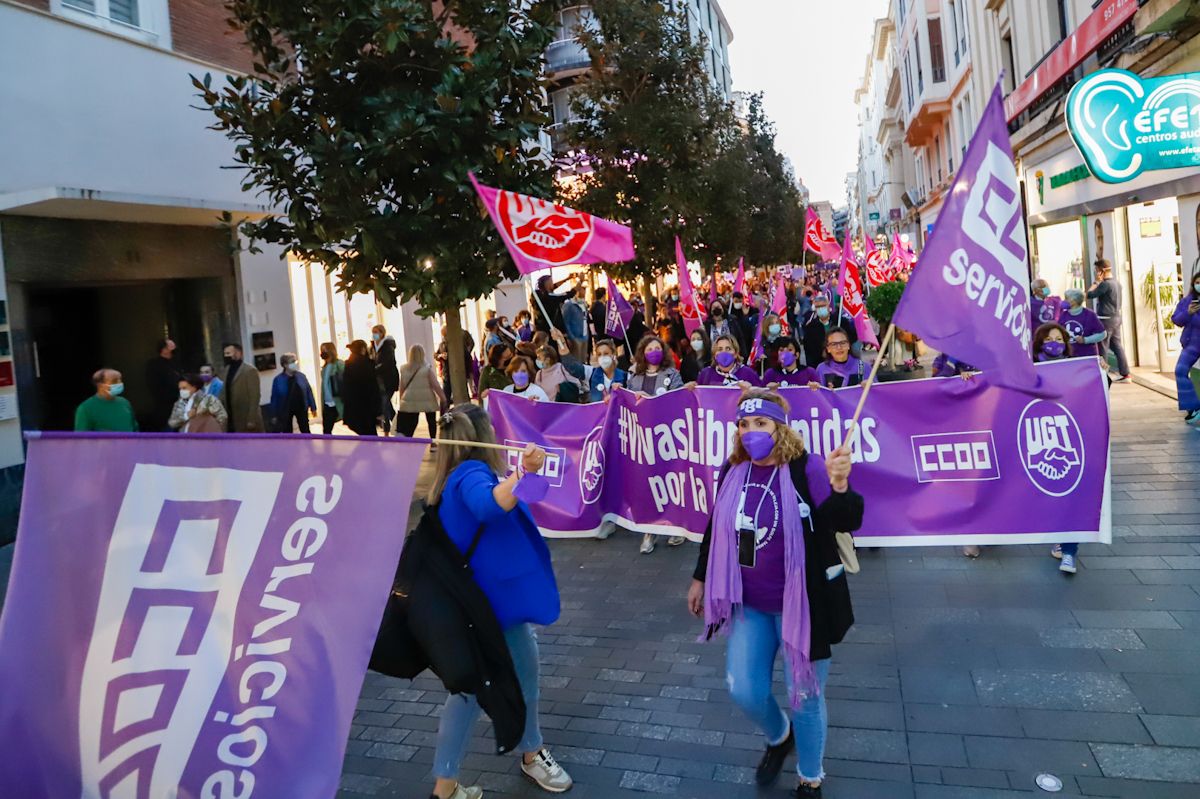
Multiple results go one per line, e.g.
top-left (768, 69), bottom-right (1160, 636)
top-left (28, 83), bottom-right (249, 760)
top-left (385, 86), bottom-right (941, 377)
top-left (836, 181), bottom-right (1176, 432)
top-left (74, 369), bottom-right (139, 432)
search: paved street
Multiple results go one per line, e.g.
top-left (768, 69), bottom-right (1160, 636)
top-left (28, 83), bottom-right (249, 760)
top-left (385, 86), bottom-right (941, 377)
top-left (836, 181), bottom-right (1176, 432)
top-left (338, 382), bottom-right (1200, 799)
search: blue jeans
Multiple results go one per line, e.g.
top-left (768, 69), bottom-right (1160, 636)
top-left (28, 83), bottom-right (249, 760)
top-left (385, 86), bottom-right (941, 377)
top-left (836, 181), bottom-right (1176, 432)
top-left (433, 623), bottom-right (543, 779)
top-left (1060, 543), bottom-right (1079, 556)
top-left (1175, 346), bottom-right (1200, 412)
top-left (726, 605), bottom-right (832, 782)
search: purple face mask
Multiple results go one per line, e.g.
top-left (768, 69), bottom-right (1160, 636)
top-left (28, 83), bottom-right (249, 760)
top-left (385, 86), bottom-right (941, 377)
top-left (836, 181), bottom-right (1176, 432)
top-left (741, 430), bottom-right (776, 461)
top-left (715, 351), bottom-right (737, 369)
top-left (512, 371), bottom-right (530, 388)
top-left (645, 348), bottom-right (665, 366)
top-left (779, 350), bottom-right (797, 368)
top-left (1041, 340), bottom-right (1066, 358)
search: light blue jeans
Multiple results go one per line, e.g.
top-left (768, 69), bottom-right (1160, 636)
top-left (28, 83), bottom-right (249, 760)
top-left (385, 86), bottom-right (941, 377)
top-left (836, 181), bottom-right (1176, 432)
top-left (727, 605), bottom-right (831, 782)
top-left (433, 623), bottom-right (543, 779)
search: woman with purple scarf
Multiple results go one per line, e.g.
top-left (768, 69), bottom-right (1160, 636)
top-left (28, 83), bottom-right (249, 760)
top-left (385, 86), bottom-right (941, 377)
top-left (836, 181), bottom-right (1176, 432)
top-left (688, 390), bottom-right (863, 797)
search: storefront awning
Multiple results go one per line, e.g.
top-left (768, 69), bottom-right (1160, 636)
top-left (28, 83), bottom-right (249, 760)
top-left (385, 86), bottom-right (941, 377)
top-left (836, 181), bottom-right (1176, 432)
top-left (1005, 0), bottom-right (1140, 122)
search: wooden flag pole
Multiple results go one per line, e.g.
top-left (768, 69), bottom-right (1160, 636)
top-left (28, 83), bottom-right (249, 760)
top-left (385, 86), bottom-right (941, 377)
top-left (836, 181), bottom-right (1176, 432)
top-left (426, 438), bottom-right (531, 454)
top-left (846, 322), bottom-right (897, 440)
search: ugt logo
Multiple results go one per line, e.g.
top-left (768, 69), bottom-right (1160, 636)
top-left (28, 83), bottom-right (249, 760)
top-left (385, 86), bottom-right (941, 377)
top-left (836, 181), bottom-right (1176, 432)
top-left (1016, 401), bottom-right (1085, 497)
top-left (496, 190), bottom-right (596, 265)
top-left (579, 426), bottom-right (605, 505)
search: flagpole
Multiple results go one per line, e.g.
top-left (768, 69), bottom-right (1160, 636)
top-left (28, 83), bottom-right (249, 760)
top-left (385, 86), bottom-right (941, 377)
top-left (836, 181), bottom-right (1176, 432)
top-left (846, 322), bottom-right (897, 443)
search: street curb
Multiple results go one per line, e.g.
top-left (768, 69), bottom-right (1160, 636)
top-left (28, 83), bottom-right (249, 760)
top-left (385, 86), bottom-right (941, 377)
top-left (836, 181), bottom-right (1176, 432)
top-left (1131, 373), bottom-right (1178, 402)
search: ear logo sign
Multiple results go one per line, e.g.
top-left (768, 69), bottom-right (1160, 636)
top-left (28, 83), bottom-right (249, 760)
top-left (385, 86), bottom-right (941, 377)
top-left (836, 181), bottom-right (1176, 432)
top-left (1067, 68), bottom-right (1200, 184)
top-left (496, 190), bottom-right (596, 265)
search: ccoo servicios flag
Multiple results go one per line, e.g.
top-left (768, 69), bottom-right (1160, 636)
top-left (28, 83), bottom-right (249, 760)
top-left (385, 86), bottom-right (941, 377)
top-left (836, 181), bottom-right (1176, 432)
top-left (892, 81), bottom-right (1048, 395)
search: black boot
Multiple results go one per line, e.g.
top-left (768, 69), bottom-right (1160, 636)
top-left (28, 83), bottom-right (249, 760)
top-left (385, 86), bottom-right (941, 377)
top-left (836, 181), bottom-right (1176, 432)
top-left (795, 783), bottom-right (823, 798)
top-left (755, 724), bottom-right (794, 786)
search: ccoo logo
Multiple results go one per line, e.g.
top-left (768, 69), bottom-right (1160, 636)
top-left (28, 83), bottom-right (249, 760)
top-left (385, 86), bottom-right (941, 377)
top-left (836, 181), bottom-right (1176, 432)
top-left (496, 190), bottom-right (595, 265)
top-left (579, 426), bottom-right (605, 505)
top-left (1016, 400), bottom-right (1085, 497)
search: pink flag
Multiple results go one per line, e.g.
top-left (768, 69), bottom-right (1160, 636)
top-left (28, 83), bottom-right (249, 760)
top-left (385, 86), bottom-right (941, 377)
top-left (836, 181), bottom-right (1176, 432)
top-left (864, 237), bottom-right (890, 288)
top-left (892, 233), bottom-right (916, 267)
top-left (709, 268), bottom-right (719, 306)
top-left (675, 237), bottom-right (705, 336)
top-left (770, 269), bottom-right (790, 337)
top-left (469, 173), bottom-right (635, 274)
top-left (733, 257), bottom-right (745, 296)
top-left (840, 237), bottom-right (879, 347)
top-left (805, 207), bottom-right (841, 262)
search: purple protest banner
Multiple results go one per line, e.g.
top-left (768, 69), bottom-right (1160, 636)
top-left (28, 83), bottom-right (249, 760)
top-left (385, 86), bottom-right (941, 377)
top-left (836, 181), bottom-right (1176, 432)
top-left (893, 81), bottom-right (1045, 394)
top-left (490, 358), bottom-right (1111, 546)
top-left (0, 432), bottom-right (426, 798)
top-left (604, 275), bottom-right (635, 339)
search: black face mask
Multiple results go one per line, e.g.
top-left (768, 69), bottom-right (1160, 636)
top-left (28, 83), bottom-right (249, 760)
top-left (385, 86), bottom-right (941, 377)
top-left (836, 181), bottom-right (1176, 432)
top-left (223, 356), bottom-right (237, 366)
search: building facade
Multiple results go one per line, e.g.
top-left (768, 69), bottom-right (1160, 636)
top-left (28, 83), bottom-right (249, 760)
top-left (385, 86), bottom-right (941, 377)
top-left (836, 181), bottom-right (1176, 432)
top-left (972, 0), bottom-right (1200, 377)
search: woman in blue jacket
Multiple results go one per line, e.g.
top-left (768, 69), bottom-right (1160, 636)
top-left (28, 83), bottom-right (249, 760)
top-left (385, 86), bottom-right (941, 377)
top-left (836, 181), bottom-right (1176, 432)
top-left (428, 404), bottom-right (572, 799)
top-left (1172, 269), bottom-right (1200, 424)
top-left (268, 353), bottom-right (316, 433)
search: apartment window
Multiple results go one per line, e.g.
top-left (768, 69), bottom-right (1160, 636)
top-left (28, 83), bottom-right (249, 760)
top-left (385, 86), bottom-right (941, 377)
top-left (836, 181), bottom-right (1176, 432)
top-left (928, 19), bottom-right (946, 83)
top-left (1049, 0), bottom-right (1069, 44)
top-left (551, 87), bottom-right (578, 126)
top-left (956, 0), bottom-right (967, 54)
top-left (945, 121), bottom-right (953, 173)
top-left (707, 1), bottom-right (714, 32)
top-left (903, 52), bottom-right (914, 110)
top-left (897, 0), bottom-right (906, 26)
top-left (1001, 34), bottom-right (1017, 94)
top-left (914, 32), bottom-right (924, 94)
top-left (948, 1), bottom-right (960, 65)
top-left (64, 0), bottom-right (136, 25)
top-left (55, 0), bottom-right (166, 42)
top-left (558, 5), bottom-right (594, 40)
top-left (934, 136), bottom-right (942, 182)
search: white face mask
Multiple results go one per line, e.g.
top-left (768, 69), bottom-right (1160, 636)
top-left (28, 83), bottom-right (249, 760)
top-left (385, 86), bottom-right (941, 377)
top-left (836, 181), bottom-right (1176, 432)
top-left (691, 339), bottom-right (704, 352)
top-left (598, 355), bottom-right (614, 369)
top-left (179, 389), bottom-right (192, 400)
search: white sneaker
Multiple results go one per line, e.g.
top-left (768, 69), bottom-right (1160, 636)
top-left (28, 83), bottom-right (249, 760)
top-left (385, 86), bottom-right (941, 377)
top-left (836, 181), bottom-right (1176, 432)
top-left (441, 783), bottom-right (483, 799)
top-left (962, 545), bottom-right (981, 558)
top-left (595, 521), bottom-right (615, 540)
top-left (667, 535), bottom-right (687, 547)
top-left (521, 749), bottom-right (573, 793)
top-left (640, 534), bottom-right (655, 554)
top-left (1050, 544), bottom-right (1063, 559)
top-left (1060, 553), bottom-right (1077, 574)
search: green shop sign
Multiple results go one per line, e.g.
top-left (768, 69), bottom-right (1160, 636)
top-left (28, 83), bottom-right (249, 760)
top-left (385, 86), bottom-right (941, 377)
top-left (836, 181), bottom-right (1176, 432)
top-left (1066, 68), bottom-right (1200, 184)
top-left (1049, 164), bottom-right (1090, 189)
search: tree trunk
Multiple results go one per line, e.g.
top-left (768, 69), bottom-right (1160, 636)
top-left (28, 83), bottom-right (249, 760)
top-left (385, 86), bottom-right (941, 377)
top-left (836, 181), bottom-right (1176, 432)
top-left (444, 306), bottom-right (471, 406)
top-left (641, 272), bottom-right (655, 323)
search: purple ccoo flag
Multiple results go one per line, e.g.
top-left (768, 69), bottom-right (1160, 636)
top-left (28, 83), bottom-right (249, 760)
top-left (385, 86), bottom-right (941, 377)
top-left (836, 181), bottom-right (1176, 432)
top-left (604, 275), bottom-right (635, 338)
top-left (892, 81), bottom-right (1047, 394)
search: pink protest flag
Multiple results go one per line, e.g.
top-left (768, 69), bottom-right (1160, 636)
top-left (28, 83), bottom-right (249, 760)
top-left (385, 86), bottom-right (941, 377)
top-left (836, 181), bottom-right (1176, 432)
top-left (864, 237), bottom-right (890, 288)
top-left (805, 207), bottom-right (841, 262)
top-left (840, 236), bottom-right (879, 347)
top-left (469, 172), bottom-right (635, 274)
top-left (733, 257), bottom-right (745, 295)
top-left (892, 233), bottom-right (916, 267)
top-left (674, 237), bottom-right (705, 336)
top-left (770, 269), bottom-right (790, 336)
top-left (709, 267), bottom-right (719, 306)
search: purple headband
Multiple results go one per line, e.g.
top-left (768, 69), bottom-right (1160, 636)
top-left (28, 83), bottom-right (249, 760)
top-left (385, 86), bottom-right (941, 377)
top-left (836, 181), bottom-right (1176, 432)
top-left (737, 397), bottom-right (788, 425)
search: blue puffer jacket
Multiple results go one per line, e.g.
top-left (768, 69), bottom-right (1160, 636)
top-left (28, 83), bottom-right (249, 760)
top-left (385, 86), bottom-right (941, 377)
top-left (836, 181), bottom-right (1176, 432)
top-left (1172, 293), bottom-right (1200, 350)
top-left (438, 460), bottom-right (560, 629)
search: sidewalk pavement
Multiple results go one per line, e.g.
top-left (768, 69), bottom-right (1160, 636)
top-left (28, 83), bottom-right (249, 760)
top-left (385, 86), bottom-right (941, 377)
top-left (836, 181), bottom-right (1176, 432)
top-left (341, 381), bottom-right (1200, 799)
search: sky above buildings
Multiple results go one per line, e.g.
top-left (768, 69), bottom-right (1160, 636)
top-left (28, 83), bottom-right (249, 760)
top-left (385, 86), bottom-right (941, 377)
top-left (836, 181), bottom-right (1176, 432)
top-left (721, 0), bottom-right (890, 207)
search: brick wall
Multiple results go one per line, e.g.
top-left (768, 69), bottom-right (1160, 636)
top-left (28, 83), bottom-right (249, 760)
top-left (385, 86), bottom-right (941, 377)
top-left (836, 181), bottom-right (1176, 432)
top-left (170, 0), bottom-right (255, 74)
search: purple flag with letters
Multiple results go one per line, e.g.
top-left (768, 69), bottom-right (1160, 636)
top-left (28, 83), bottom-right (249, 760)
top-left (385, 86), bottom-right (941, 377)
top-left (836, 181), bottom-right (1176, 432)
top-left (0, 433), bottom-right (427, 798)
top-left (893, 82), bottom-right (1045, 394)
top-left (604, 275), bottom-right (635, 339)
top-left (490, 359), bottom-right (1110, 546)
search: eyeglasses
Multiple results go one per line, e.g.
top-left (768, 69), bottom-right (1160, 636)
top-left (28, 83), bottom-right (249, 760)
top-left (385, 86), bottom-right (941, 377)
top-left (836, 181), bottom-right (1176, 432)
top-left (827, 341), bottom-right (850, 349)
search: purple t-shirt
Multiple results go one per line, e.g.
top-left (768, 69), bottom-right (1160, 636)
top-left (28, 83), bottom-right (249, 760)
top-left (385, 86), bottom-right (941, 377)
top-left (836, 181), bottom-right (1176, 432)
top-left (1060, 308), bottom-right (1105, 358)
top-left (763, 366), bottom-right (818, 388)
top-left (739, 456), bottom-right (831, 613)
top-left (697, 364), bottom-right (761, 387)
top-left (815, 357), bottom-right (865, 388)
top-left (1030, 296), bottom-right (1063, 331)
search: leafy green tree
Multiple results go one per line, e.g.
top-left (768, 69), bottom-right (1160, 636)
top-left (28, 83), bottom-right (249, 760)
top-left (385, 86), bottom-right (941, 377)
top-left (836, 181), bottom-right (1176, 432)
top-left (562, 0), bottom-right (737, 311)
top-left (740, 93), bottom-right (805, 266)
top-left (196, 0), bottom-right (557, 401)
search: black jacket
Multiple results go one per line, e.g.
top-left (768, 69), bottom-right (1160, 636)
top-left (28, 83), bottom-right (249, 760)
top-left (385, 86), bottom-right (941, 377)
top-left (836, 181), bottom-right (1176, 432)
top-left (802, 316), bottom-right (857, 371)
top-left (374, 337), bottom-right (400, 393)
top-left (370, 503), bottom-right (526, 753)
top-left (694, 454), bottom-right (863, 661)
top-left (590, 300), bottom-right (607, 339)
top-left (341, 354), bottom-right (381, 435)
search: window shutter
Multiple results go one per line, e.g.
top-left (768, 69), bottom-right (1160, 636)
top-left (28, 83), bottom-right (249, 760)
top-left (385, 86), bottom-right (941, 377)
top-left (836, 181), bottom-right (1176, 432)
top-left (109, 0), bottom-right (139, 26)
top-left (63, 0), bottom-right (97, 12)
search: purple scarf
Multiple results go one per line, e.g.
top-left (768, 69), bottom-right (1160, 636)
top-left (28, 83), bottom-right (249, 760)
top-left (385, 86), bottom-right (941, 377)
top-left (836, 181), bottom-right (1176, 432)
top-left (702, 459), bottom-right (817, 705)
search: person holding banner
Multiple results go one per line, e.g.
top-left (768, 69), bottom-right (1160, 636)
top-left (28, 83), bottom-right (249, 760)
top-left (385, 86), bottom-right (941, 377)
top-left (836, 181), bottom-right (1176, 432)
top-left (814, 330), bottom-right (865, 389)
top-left (497, 356), bottom-right (549, 403)
top-left (1060, 289), bottom-right (1107, 360)
top-left (697, 335), bottom-right (761, 387)
top-left (688, 390), bottom-right (862, 798)
top-left (627, 335), bottom-right (684, 398)
top-left (763, 339), bottom-right (817, 389)
top-left (555, 335), bottom-right (627, 403)
top-left (801, 296), bottom-right (856, 371)
top-left (429, 404), bottom-right (573, 797)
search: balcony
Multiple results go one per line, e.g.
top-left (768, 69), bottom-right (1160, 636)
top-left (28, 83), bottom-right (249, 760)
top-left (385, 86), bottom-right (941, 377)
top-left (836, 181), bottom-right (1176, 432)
top-left (904, 82), bottom-right (952, 148)
top-left (546, 38), bottom-right (591, 77)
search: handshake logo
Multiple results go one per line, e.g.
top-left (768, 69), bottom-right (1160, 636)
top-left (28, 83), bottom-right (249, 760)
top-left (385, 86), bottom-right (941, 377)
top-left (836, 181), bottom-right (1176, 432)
top-left (1067, 68), bottom-right (1200, 184)
top-left (1017, 401), bottom-right (1085, 497)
